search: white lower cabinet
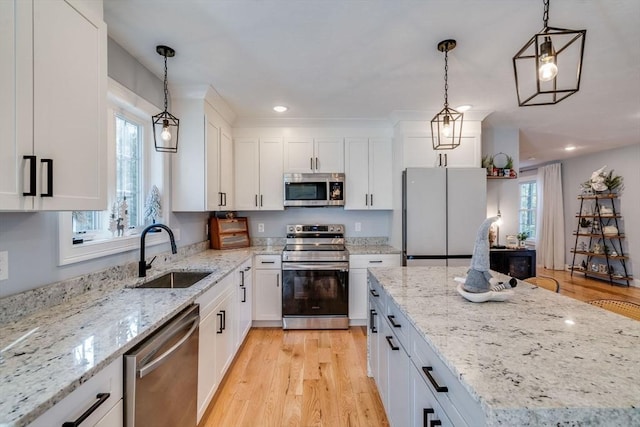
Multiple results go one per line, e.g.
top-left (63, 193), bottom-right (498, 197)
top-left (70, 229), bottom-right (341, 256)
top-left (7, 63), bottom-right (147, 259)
top-left (368, 276), bottom-right (482, 427)
top-left (29, 358), bottom-right (122, 427)
top-left (195, 273), bottom-right (236, 423)
top-left (253, 255), bottom-right (282, 324)
top-left (236, 260), bottom-right (253, 348)
top-left (350, 254), bottom-right (400, 324)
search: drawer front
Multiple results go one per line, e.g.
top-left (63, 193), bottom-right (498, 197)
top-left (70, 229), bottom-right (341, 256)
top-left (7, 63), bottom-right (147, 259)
top-left (367, 271), bottom-right (386, 313)
top-left (29, 358), bottom-right (123, 427)
top-left (411, 363), bottom-right (460, 427)
top-left (350, 254), bottom-right (401, 269)
top-left (410, 324), bottom-right (485, 427)
top-left (385, 299), bottom-right (410, 351)
top-left (254, 254), bottom-right (281, 269)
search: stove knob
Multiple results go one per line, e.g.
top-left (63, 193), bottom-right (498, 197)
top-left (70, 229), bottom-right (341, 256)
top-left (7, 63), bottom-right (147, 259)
top-left (295, 226), bottom-right (302, 232)
top-left (329, 226), bottom-right (334, 232)
top-left (288, 226), bottom-right (294, 232)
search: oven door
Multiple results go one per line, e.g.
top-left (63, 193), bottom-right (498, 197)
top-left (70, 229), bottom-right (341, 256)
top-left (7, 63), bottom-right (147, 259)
top-left (282, 262), bottom-right (349, 316)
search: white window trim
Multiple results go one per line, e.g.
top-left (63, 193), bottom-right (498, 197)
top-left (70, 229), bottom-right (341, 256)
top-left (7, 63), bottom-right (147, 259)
top-left (518, 177), bottom-right (538, 244)
top-left (58, 79), bottom-right (177, 266)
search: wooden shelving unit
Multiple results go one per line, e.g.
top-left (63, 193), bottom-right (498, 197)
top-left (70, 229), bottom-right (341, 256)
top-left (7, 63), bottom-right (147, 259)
top-left (570, 193), bottom-right (632, 286)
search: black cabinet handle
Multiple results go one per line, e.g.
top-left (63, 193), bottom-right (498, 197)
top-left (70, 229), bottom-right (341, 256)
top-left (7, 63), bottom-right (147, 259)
top-left (260, 194), bottom-right (263, 207)
top-left (244, 266), bottom-right (251, 272)
top-left (365, 194), bottom-right (368, 206)
top-left (431, 421), bottom-right (442, 427)
top-left (369, 260), bottom-right (383, 264)
top-left (23, 155), bottom-right (37, 196)
top-left (444, 153), bottom-right (447, 167)
top-left (423, 408), bottom-right (434, 427)
top-left (221, 310), bottom-right (226, 330)
top-left (62, 393), bottom-right (110, 427)
top-left (370, 194), bottom-right (373, 206)
top-left (240, 270), bottom-right (245, 286)
top-left (369, 309), bottom-right (378, 333)
top-left (276, 273), bottom-right (279, 287)
top-left (40, 159), bottom-right (53, 197)
top-left (242, 286), bottom-right (247, 303)
top-left (310, 157), bottom-right (313, 170)
top-left (422, 366), bottom-right (448, 393)
top-left (255, 194), bottom-right (258, 207)
top-left (219, 192), bottom-right (223, 206)
top-left (315, 157), bottom-right (318, 170)
top-left (369, 289), bottom-right (379, 297)
top-left (387, 314), bottom-right (401, 328)
top-left (385, 335), bottom-right (399, 351)
top-left (217, 312), bottom-right (223, 334)
top-left (261, 261), bottom-right (275, 264)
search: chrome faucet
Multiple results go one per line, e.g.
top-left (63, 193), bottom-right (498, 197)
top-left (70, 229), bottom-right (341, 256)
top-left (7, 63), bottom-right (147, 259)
top-left (139, 224), bottom-right (177, 277)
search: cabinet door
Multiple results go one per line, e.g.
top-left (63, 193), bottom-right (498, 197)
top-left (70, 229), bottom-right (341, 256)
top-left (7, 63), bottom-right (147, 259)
top-left (254, 269), bottom-right (282, 321)
top-left (369, 138), bottom-right (393, 210)
top-left (314, 138), bottom-right (344, 172)
top-left (34, 0), bottom-right (107, 210)
top-left (259, 138), bottom-right (285, 210)
top-left (197, 304), bottom-right (219, 421)
top-left (387, 327), bottom-right (410, 427)
top-left (344, 138), bottom-right (370, 209)
top-left (237, 263), bottom-right (253, 347)
top-left (403, 136), bottom-right (479, 169)
top-left (284, 137), bottom-right (314, 173)
top-left (220, 128), bottom-right (234, 209)
top-left (215, 288), bottom-right (236, 381)
top-left (368, 296), bottom-right (381, 382)
top-left (349, 268), bottom-right (368, 321)
top-left (0, 0), bottom-right (30, 210)
top-left (205, 118), bottom-right (222, 211)
top-left (234, 137), bottom-right (260, 210)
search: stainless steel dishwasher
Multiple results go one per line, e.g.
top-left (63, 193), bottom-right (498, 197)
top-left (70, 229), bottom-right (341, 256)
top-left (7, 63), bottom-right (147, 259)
top-left (124, 304), bottom-right (199, 427)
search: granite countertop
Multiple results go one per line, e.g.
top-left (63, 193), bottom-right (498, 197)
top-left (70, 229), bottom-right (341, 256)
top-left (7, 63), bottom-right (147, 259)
top-left (0, 248), bottom-right (260, 427)
top-left (368, 266), bottom-right (640, 426)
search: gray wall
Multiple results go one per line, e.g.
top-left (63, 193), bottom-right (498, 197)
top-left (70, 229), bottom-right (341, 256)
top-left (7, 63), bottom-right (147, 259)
top-left (560, 143), bottom-right (639, 286)
top-left (0, 39), bottom-right (207, 298)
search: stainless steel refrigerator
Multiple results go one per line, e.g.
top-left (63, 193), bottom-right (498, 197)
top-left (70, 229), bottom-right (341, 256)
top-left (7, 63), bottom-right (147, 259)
top-left (403, 167), bottom-right (487, 266)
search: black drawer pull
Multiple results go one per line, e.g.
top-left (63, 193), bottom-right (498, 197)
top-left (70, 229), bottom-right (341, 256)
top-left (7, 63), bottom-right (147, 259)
top-left (41, 158), bottom-right (53, 197)
top-left (62, 393), bottom-right (110, 426)
top-left (423, 408), bottom-right (434, 427)
top-left (431, 421), bottom-right (442, 427)
top-left (369, 260), bottom-right (383, 264)
top-left (387, 314), bottom-right (401, 328)
top-left (422, 366), bottom-right (448, 393)
top-left (242, 286), bottom-right (247, 303)
top-left (217, 312), bottom-right (224, 334)
top-left (369, 289), bottom-right (379, 297)
top-left (369, 309), bottom-right (378, 333)
top-left (23, 155), bottom-right (37, 196)
top-left (385, 335), bottom-right (399, 351)
top-left (261, 261), bottom-right (275, 264)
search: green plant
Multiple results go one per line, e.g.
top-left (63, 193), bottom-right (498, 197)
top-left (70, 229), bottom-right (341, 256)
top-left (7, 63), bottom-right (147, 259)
top-left (481, 155), bottom-right (493, 170)
top-left (581, 166), bottom-right (624, 192)
top-left (505, 155), bottom-right (514, 170)
top-left (579, 218), bottom-right (592, 228)
top-left (517, 231), bottom-right (529, 241)
top-left (604, 169), bottom-right (624, 192)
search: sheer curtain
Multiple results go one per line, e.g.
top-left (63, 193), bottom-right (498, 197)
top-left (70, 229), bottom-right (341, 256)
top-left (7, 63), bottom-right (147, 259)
top-left (537, 163), bottom-right (565, 270)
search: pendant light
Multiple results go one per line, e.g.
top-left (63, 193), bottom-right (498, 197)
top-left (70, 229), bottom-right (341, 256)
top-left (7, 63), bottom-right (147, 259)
top-left (431, 39), bottom-right (463, 150)
top-left (152, 45), bottom-right (180, 153)
top-left (512, 0), bottom-right (586, 106)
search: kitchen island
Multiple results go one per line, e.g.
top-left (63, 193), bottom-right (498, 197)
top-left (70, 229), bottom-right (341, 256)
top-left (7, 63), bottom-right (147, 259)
top-left (368, 266), bottom-right (640, 426)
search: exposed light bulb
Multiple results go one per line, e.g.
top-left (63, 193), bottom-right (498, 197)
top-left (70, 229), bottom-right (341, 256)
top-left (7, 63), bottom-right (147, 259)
top-left (538, 38), bottom-right (558, 82)
top-left (161, 120), bottom-right (171, 142)
top-left (442, 115), bottom-right (452, 137)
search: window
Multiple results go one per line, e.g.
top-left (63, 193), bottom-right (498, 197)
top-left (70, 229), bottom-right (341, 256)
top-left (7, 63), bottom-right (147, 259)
top-left (59, 79), bottom-right (171, 265)
top-left (519, 180), bottom-right (537, 239)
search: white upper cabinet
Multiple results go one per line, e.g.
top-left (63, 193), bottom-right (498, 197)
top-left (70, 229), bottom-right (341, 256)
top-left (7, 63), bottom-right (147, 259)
top-left (284, 137), bottom-right (344, 173)
top-left (344, 138), bottom-right (393, 209)
top-left (234, 137), bottom-right (284, 211)
top-left (172, 97), bottom-right (234, 211)
top-left (404, 135), bottom-right (480, 168)
top-left (1, 0), bottom-right (107, 211)
top-left (345, 137), bottom-right (393, 210)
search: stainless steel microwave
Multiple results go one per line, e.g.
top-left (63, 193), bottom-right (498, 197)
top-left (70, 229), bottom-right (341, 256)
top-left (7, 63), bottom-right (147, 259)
top-left (283, 173), bottom-right (345, 207)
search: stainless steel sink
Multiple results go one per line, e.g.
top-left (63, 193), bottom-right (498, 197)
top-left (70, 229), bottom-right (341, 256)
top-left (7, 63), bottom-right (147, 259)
top-left (137, 271), bottom-right (212, 289)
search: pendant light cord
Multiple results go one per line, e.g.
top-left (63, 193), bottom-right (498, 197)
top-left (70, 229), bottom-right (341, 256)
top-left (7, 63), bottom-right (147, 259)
top-left (443, 48), bottom-right (449, 108)
top-left (543, 0), bottom-right (550, 29)
top-left (163, 54), bottom-right (169, 112)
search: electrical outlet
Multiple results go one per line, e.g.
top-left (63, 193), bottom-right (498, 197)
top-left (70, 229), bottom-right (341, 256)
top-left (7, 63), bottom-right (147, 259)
top-left (0, 251), bottom-right (8, 281)
top-left (355, 222), bottom-right (361, 232)
top-left (258, 223), bottom-right (265, 233)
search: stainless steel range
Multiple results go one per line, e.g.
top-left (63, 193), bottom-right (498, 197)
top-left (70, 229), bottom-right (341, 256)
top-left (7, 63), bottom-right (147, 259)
top-left (281, 224), bottom-right (349, 329)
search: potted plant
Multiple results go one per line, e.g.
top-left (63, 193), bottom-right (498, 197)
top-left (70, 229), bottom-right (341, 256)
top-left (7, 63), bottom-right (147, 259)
top-left (581, 166), bottom-right (624, 193)
top-left (516, 231), bottom-right (529, 247)
top-left (481, 155), bottom-right (493, 176)
top-left (579, 217), bottom-right (592, 232)
top-left (504, 155), bottom-right (514, 176)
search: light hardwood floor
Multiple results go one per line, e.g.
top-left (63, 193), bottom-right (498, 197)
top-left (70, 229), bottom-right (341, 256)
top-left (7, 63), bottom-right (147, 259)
top-left (200, 327), bottom-right (389, 427)
top-left (200, 271), bottom-right (639, 427)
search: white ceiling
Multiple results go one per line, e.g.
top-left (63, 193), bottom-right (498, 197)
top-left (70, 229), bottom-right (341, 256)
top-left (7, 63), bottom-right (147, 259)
top-left (104, 0), bottom-right (640, 168)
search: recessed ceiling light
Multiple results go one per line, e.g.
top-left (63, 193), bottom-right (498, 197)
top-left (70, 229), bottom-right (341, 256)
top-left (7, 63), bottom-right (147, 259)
top-left (455, 104), bottom-right (472, 112)
top-left (273, 105), bottom-right (288, 113)
top-left (565, 145), bottom-right (576, 151)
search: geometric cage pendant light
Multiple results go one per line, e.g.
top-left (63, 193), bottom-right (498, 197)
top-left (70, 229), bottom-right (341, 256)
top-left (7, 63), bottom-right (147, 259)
top-left (152, 45), bottom-right (180, 153)
top-left (431, 39), bottom-right (463, 150)
top-left (512, 0), bottom-right (586, 107)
